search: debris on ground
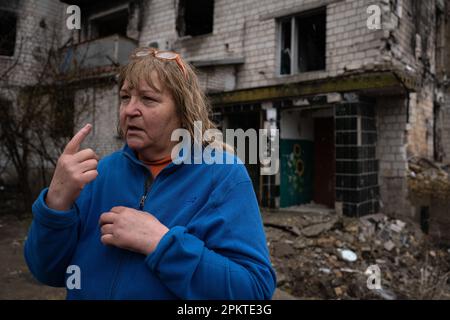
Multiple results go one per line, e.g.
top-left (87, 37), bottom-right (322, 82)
top-left (407, 157), bottom-right (450, 246)
top-left (337, 249), bottom-right (357, 262)
top-left (408, 156), bottom-right (450, 198)
top-left (264, 208), bottom-right (450, 300)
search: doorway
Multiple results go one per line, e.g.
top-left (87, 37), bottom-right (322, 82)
top-left (313, 117), bottom-right (335, 208)
top-left (224, 111), bottom-right (261, 202)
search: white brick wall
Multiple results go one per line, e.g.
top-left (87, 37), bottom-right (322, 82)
top-left (0, 0), bottom-right (64, 87)
top-left (1, 0), bottom-right (439, 147)
top-left (75, 83), bottom-right (124, 158)
top-left (134, 0), bottom-right (390, 90)
top-left (376, 95), bottom-right (414, 218)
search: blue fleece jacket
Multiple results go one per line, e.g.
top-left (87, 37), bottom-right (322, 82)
top-left (24, 144), bottom-right (276, 299)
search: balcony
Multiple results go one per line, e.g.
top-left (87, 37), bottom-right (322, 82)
top-left (60, 34), bottom-right (137, 76)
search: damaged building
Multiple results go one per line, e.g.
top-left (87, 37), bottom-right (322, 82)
top-left (2, 0), bottom-right (450, 234)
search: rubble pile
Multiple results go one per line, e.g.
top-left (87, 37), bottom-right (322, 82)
top-left (264, 209), bottom-right (450, 299)
top-left (408, 157), bottom-right (450, 199)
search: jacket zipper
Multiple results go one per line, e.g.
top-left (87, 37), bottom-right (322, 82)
top-left (110, 173), bottom-right (154, 298)
top-left (139, 174), bottom-right (153, 210)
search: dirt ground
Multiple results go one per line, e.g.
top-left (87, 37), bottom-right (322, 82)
top-left (0, 209), bottom-right (449, 300)
top-left (0, 214), bottom-right (65, 299)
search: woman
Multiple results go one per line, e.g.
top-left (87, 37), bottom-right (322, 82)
top-left (24, 47), bottom-right (276, 299)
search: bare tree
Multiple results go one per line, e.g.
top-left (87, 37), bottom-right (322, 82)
top-left (0, 10), bottom-right (95, 214)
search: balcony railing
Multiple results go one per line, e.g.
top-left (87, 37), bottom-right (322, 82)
top-left (60, 34), bottom-right (137, 74)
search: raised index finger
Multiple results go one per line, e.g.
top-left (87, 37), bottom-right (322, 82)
top-left (64, 124), bottom-right (92, 155)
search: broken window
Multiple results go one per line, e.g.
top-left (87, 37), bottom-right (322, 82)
top-left (0, 9), bottom-right (17, 56)
top-left (89, 8), bottom-right (129, 39)
top-left (278, 8), bottom-right (326, 75)
top-left (177, 0), bottom-right (214, 37)
top-left (280, 19), bottom-right (292, 75)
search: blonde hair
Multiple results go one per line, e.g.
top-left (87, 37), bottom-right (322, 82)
top-left (118, 47), bottom-right (233, 154)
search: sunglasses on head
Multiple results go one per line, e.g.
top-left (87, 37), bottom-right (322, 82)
top-left (131, 48), bottom-right (188, 79)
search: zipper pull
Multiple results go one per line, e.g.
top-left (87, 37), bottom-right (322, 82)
top-left (139, 194), bottom-right (147, 210)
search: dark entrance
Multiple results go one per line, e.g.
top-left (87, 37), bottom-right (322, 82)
top-left (313, 117), bottom-right (335, 208)
top-left (225, 112), bottom-right (261, 202)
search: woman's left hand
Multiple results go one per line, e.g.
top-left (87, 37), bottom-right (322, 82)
top-left (99, 206), bottom-right (169, 255)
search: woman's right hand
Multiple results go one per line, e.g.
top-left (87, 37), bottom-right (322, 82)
top-left (46, 124), bottom-right (99, 211)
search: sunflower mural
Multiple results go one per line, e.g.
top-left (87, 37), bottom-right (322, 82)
top-left (288, 143), bottom-right (305, 192)
top-left (280, 139), bottom-right (313, 207)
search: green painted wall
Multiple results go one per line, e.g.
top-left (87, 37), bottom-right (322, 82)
top-left (280, 139), bottom-right (314, 207)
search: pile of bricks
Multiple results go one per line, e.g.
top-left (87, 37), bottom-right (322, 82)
top-left (264, 210), bottom-right (450, 299)
top-left (408, 157), bottom-right (450, 199)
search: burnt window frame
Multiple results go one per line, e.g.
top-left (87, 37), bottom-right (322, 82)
top-left (87, 4), bottom-right (130, 40)
top-left (177, 0), bottom-right (215, 37)
top-left (277, 7), bottom-right (327, 76)
top-left (0, 8), bottom-right (18, 57)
